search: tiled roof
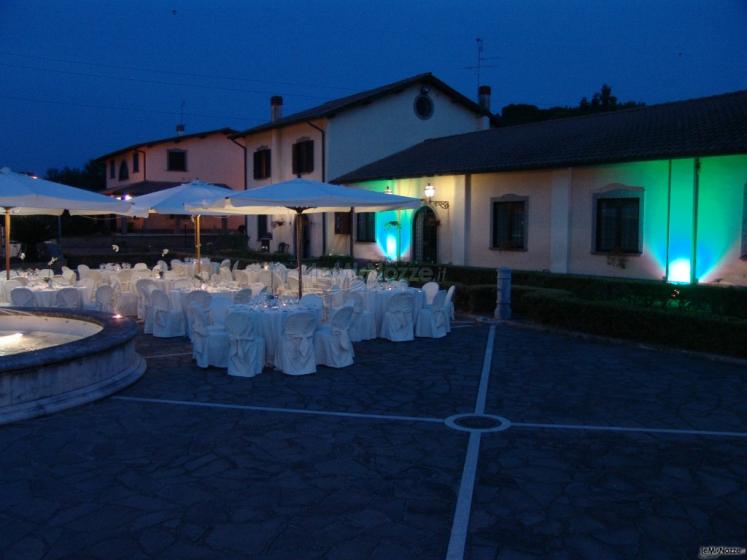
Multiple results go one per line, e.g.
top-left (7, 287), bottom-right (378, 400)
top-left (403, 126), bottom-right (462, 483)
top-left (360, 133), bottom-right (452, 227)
top-left (232, 73), bottom-right (497, 138)
top-left (96, 128), bottom-right (238, 162)
top-left (334, 90), bottom-right (747, 183)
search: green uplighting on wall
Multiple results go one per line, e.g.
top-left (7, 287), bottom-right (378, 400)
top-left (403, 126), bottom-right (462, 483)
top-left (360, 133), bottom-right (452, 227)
top-left (356, 180), bottom-right (413, 260)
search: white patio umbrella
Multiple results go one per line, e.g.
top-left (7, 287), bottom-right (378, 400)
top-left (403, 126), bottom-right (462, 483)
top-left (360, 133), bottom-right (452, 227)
top-left (128, 180), bottom-right (235, 273)
top-left (0, 167), bottom-right (131, 279)
top-left (188, 178), bottom-right (421, 297)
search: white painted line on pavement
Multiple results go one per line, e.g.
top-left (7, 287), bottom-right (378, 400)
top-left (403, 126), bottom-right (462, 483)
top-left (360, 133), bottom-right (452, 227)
top-left (445, 432), bottom-right (482, 560)
top-left (512, 421), bottom-right (747, 438)
top-left (112, 395), bottom-right (444, 425)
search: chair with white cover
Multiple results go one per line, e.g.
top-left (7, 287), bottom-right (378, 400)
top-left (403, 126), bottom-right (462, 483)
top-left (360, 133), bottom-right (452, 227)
top-left (421, 281), bottom-right (440, 305)
top-left (225, 311), bottom-right (265, 377)
top-left (135, 278), bottom-right (156, 321)
top-left (155, 260), bottom-right (168, 273)
top-left (344, 291), bottom-right (376, 342)
top-left (380, 292), bottom-right (415, 342)
top-left (249, 283), bottom-right (267, 300)
top-left (415, 290), bottom-right (448, 339)
top-left (91, 285), bottom-right (115, 313)
top-left (150, 289), bottom-right (185, 338)
top-left (190, 307), bottom-right (229, 368)
top-left (366, 270), bottom-right (378, 287)
top-left (444, 285), bottom-right (455, 331)
top-left (184, 290), bottom-right (212, 340)
top-left (133, 262), bottom-right (149, 271)
top-left (77, 264), bottom-right (91, 280)
top-left (287, 274), bottom-right (299, 294)
top-left (325, 286), bottom-right (344, 310)
top-left (233, 270), bottom-right (249, 287)
top-left (2, 279), bottom-right (21, 302)
top-left (220, 259), bottom-right (231, 269)
top-left (171, 278), bottom-right (193, 291)
top-left (10, 287), bottom-right (37, 307)
top-left (61, 266), bottom-right (76, 285)
top-left (55, 287), bottom-right (83, 309)
top-left (217, 267), bottom-right (233, 284)
top-left (300, 293), bottom-right (323, 312)
top-left (234, 288), bottom-right (253, 304)
top-left (274, 311), bottom-right (317, 376)
top-left (314, 305), bottom-right (355, 368)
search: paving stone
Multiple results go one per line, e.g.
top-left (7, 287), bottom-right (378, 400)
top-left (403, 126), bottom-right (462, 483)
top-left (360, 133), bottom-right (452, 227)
top-left (0, 321), bottom-right (745, 559)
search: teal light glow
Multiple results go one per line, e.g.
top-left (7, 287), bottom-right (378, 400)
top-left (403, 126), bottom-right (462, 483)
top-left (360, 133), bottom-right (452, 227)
top-left (375, 209), bottom-right (412, 260)
top-left (354, 180), bottom-right (414, 260)
top-left (668, 258), bottom-right (691, 284)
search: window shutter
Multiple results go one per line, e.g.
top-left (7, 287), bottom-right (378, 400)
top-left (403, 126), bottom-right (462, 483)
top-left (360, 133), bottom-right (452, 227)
top-left (292, 143), bottom-right (300, 175)
top-left (334, 212), bottom-right (351, 234)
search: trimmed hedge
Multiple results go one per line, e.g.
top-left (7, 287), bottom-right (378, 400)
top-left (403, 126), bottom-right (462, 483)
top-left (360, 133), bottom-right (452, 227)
top-left (522, 289), bottom-right (747, 358)
top-left (371, 263), bottom-right (747, 320)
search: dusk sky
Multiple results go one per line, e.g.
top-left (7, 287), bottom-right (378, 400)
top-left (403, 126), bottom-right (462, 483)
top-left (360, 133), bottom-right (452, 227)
top-left (1, 0), bottom-right (745, 176)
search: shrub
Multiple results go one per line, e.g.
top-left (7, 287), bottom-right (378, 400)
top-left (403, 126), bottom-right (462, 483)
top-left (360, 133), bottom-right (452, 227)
top-left (522, 289), bottom-right (747, 357)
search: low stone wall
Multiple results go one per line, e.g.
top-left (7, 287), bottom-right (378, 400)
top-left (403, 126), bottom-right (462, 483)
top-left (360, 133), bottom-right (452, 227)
top-left (0, 309), bottom-right (146, 425)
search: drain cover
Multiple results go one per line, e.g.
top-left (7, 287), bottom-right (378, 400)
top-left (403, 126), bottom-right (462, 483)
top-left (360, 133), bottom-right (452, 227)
top-left (444, 414), bottom-right (511, 433)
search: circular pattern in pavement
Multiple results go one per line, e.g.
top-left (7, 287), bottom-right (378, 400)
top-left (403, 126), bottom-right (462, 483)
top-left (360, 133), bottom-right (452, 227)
top-left (444, 413), bottom-right (512, 433)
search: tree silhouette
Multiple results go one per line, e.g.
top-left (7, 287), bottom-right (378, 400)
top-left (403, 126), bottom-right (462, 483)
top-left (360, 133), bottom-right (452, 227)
top-left (500, 84), bottom-right (643, 125)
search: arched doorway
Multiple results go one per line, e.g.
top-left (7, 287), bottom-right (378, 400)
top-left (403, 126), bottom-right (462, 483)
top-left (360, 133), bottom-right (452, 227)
top-left (412, 206), bottom-right (438, 263)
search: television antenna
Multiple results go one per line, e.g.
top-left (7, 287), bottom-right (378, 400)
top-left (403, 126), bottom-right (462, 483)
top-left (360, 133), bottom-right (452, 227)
top-left (464, 38), bottom-right (501, 90)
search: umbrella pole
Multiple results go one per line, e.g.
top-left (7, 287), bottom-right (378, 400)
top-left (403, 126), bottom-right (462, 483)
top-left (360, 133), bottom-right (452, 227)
top-left (195, 215), bottom-right (201, 275)
top-left (5, 209), bottom-right (10, 280)
top-left (296, 209), bottom-right (303, 300)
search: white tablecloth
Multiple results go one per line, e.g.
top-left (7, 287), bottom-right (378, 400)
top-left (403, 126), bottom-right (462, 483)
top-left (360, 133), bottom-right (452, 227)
top-left (227, 304), bottom-right (322, 367)
top-left (26, 286), bottom-right (90, 307)
top-left (362, 287), bottom-right (424, 333)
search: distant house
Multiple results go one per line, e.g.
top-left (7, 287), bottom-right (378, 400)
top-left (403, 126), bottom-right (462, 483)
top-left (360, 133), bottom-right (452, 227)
top-left (336, 90), bottom-right (747, 286)
top-left (97, 127), bottom-right (244, 233)
top-left (231, 73), bottom-right (495, 255)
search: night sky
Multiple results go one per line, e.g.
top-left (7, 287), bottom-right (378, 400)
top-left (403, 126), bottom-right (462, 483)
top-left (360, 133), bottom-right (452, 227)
top-left (1, 0), bottom-right (745, 175)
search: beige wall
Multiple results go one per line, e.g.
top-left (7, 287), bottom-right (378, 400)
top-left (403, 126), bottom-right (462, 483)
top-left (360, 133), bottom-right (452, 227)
top-left (468, 170), bottom-right (555, 271)
top-left (359, 154), bottom-right (746, 285)
top-left (104, 133), bottom-right (244, 192)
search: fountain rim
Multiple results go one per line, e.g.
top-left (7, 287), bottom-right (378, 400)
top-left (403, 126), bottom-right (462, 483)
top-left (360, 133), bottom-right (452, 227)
top-left (0, 307), bottom-right (139, 373)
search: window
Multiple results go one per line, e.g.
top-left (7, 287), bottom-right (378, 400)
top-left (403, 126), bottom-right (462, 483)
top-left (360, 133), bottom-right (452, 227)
top-left (118, 161), bottom-right (129, 181)
top-left (253, 147), bottom-right (271, 180)
top-left (109, 160), bottom-right (115, 179)
top-left (167, 149), bottom-right (187, 171)
top-left (356, 212), bottom-right (376, 242)
top-left (595, 197), bottom-right (640, 253)
top-left (491, 197), bottom-right (527, 250)
top-left (132, 152), bottom-right (139, 173)
top-left (257, 215), bottom-right (269, 239)
top-left (292, 139), bottom-right (314, 175)
top-left (414, 94), bottom-right (434, 120)
top-left (334, 212), bottom-right (351, 235)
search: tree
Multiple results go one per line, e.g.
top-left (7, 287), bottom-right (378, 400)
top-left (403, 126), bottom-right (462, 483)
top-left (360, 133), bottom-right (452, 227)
top-left (500, 84), bottom-right (644, 125)
top-left (37, 159), bottom-right (111, 241)
top-left (45, 159), bottom-right (105, 192)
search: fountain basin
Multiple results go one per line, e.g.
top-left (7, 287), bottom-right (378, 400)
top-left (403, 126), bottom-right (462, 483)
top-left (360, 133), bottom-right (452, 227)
top-left (0, 308), bottom-right (145, 425)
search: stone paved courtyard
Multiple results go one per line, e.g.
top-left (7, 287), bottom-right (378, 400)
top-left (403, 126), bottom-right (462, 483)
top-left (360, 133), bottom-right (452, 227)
top-left (1, 319), bottom-right (746, 559)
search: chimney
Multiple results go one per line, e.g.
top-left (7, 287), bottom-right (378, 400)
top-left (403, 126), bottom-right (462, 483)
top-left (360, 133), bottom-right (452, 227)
top-left (270, 96), bottom-right (283, 122)
top-left (176, 123), bottom-right (185, 136)
top-left (478, 85), bottom-right (491, 112)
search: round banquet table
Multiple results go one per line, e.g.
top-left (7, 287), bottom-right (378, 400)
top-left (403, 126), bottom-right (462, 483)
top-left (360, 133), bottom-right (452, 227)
top-left (361, 287), bottom-right (424, 334)
top-left (24, 285), bottom-right (90, 307)
top-left (226, 304), bottom-right (322, 367)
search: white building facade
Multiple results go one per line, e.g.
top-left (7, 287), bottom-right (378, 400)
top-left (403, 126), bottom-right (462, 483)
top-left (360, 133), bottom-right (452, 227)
top-left (231, 74), bottom-right (494, 257)
top-left (336, 91), bottom-right (747, 286)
